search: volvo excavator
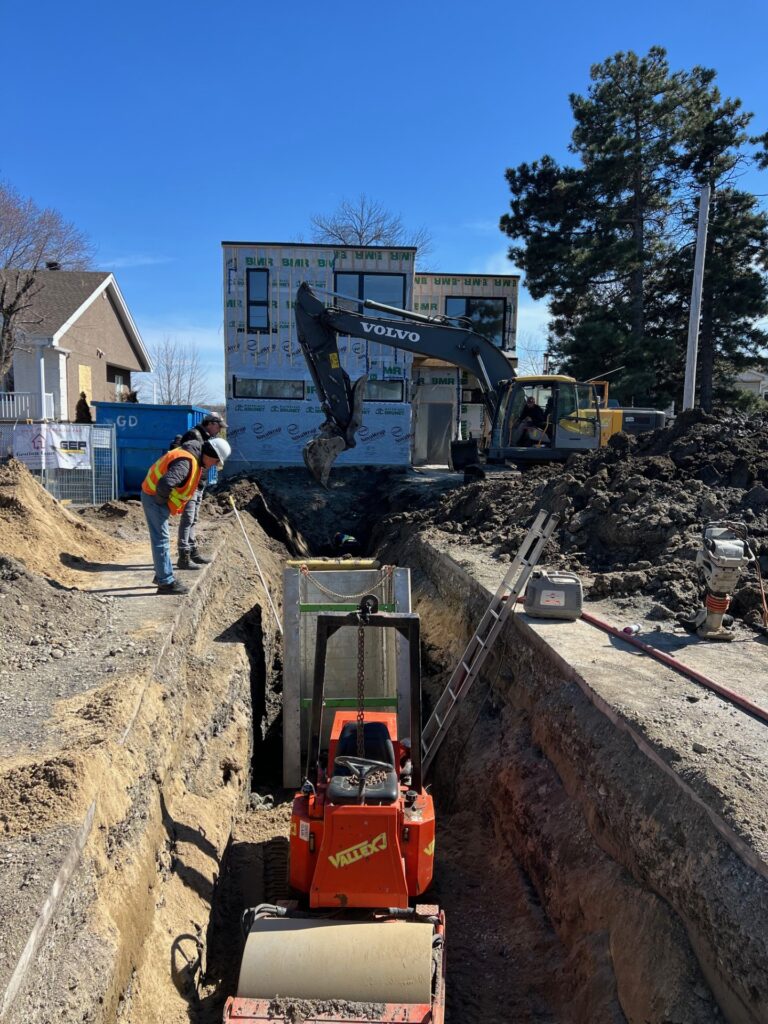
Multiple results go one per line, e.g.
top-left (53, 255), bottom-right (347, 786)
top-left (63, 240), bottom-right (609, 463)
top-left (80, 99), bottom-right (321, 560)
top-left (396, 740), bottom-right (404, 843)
top-left (295, 281), bottom-right (610, 486)
top-left (225, 596), bottom-right (445, 1024)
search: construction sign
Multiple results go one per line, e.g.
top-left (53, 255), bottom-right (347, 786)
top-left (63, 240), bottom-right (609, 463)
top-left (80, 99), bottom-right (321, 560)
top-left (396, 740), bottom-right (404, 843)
top-left (12, 424), bottom-right (92, 470)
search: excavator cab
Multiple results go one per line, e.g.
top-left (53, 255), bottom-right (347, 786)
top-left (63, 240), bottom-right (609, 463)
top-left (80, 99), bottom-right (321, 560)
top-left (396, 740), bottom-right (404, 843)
top-left (488, 375), bottom-right (601, 462)
top-left (226, 597), bottom-right (445, 1024)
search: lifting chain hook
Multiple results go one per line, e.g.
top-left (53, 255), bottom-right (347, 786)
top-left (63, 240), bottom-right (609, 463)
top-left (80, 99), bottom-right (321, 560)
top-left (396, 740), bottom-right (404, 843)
top-left (356, 620), bottom-right (366, 759)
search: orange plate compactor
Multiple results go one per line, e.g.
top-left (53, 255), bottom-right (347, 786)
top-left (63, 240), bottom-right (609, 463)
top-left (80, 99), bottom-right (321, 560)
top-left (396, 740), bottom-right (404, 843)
top-left (224, 597), bottom-right (445, 1024)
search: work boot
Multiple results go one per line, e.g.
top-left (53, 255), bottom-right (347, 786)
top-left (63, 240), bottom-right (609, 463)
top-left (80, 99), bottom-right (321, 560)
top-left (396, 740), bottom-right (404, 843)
top-left (190, 547), bottom-right (212, 565)
top-left (157, 579), bottom-right (189, 595)
top-left (177, 551), bottom-right (201, 571)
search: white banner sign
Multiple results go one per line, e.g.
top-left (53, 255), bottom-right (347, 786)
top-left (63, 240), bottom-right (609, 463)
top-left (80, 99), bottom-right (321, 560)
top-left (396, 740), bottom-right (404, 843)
top-left (12, 424), bottom-right (92, 470)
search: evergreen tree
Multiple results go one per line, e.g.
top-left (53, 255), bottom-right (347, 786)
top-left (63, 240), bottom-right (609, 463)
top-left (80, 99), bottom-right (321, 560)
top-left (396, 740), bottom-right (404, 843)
top-left (501, 47), bottom-right (768, 409)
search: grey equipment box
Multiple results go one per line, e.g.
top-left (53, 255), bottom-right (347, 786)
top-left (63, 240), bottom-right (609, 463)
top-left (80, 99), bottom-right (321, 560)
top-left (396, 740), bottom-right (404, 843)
top-left (282, 559), bottom-right (412, 788)
top-left (619, 409), bottom-right (667, 435)
top-left (523, 569), bottom-right (583, 621)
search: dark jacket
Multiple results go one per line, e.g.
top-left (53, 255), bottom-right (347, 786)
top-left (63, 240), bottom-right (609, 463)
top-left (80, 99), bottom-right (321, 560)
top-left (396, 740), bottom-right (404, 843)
top-left (519, 403), bottom-right (546, 429)
top-left (180, 426), bottom-right (211, 489)
top-left (181, 425), bottom-right (212, 445)
top-left (155, 441), bottom-right (202, 501)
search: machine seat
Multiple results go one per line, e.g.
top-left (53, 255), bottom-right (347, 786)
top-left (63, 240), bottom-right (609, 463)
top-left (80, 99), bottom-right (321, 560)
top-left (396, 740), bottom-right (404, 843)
top-left (327, 722), bottom-right (399, 805)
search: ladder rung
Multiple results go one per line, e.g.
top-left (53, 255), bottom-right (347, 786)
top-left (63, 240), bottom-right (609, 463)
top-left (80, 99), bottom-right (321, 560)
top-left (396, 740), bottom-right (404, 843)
top-left (421, 511), bottom-right (558, 772)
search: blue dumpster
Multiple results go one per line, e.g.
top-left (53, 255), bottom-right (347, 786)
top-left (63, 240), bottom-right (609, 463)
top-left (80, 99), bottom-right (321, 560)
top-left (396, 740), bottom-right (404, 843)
top-left (92, 403), bottom-right (218, 497)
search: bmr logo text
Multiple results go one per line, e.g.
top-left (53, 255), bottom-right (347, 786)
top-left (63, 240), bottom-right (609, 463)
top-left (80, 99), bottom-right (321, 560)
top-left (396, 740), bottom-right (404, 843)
top-left (328, 832), bottom-right (387, 869)
top-left (361, 322), bottom-right (420, 344)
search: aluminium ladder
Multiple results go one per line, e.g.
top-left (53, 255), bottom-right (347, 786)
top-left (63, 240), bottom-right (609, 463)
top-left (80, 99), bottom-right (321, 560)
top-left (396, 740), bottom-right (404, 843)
top-left (421, 509), bottom-right (560, 773)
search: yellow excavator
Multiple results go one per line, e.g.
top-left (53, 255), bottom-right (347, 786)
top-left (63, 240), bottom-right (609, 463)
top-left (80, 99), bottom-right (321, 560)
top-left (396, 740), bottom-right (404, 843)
top-left (294, 282), bottom-right (630, 486)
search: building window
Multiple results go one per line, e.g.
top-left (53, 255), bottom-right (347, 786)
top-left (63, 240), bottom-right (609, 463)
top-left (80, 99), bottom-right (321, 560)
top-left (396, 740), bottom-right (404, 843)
top-left (246, 269), bottom-right (270, 333)
top-left (334, 272), bottom-right (406, 315)
top-left (445, 296), bottom-right (507, 348)
top-left (365, 380), bottom-right (405, 402)
top-left (106, 365), bottom-right (131, 395)
top-left (233, 377), bottom-right (305, 400)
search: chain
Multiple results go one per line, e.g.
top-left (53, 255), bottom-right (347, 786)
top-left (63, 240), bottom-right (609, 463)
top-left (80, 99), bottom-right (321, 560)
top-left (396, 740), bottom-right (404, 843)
top-left (356, 620), bottom-right (366, 759)
top-left (300, 564), bottom-right (394, 601)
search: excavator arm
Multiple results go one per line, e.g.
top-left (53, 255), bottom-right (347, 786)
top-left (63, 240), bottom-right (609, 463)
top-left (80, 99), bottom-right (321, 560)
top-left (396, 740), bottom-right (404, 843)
top-left (295, 281), bottom-right (515, 485)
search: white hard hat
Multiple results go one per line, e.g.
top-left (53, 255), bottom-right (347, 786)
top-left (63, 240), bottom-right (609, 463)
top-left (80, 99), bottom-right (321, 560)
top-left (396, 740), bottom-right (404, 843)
top-left (203, 437), bottom-right (231, 464)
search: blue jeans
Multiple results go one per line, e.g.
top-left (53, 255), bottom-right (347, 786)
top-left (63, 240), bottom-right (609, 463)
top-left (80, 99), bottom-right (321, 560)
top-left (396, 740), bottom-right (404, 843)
top-left (141, 491), bottom-right (174, 585)
top-left (177, 488), bottom-right (203, 553)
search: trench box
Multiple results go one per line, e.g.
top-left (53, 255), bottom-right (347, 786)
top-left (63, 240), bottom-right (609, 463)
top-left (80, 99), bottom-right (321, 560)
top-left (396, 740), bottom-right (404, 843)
top-left (282, 559), bottom-right (412, 788)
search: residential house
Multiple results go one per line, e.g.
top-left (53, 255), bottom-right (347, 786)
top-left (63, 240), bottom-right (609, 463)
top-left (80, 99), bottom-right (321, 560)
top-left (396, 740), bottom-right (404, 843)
top-left (0, 269), bottom-right (151, 420)
top-left (735, 368), bottom-right (768, 400)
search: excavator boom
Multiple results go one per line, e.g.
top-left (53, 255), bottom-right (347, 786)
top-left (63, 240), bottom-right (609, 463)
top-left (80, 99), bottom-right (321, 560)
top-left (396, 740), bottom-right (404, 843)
top-left (295, 282), bottom-right (514, 485)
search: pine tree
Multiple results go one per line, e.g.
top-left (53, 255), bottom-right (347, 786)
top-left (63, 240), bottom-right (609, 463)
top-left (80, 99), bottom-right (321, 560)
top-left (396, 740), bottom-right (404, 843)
top-left (500, 48), bottom-right (768, 409)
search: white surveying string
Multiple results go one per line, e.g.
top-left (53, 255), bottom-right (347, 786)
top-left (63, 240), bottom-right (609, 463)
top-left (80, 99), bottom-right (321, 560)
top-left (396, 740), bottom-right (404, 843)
top-left (228, 496), bottom-right (283, 634)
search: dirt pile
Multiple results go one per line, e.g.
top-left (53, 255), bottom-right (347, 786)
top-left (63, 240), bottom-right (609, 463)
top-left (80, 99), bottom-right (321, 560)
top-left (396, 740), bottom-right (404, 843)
top-left (395, 410), bottom-right (768, 626)
top-left (0, 460), bottom-right (123, 584)
top-left (76, 498), bottom-right (148, 543)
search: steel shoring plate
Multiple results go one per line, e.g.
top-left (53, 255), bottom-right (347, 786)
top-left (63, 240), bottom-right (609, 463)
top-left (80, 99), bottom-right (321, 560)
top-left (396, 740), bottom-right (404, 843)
top-left (237, 919), bottom-right (433, 1004)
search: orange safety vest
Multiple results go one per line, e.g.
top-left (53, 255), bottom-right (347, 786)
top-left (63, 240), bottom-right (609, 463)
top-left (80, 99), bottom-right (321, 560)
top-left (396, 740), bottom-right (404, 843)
top-left (141, 449), bottom-right (202, 515)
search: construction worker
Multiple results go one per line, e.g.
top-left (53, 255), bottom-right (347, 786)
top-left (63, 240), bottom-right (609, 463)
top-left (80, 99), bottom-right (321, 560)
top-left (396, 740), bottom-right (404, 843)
top-left (509, 395), bottom-right (547, 446)
top-left (141, 437), bottom-right (231, 595)
top-left (176, 412), bottom-right (227, 571)
top-left (333, 532), bottom-right (361, 556)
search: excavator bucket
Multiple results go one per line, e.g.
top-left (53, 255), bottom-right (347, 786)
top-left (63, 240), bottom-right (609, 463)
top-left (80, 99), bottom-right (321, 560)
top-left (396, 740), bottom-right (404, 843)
top-left (303, 435), bottom-right (346, 488)
top-left (303, 376), bottom-right (368, 487)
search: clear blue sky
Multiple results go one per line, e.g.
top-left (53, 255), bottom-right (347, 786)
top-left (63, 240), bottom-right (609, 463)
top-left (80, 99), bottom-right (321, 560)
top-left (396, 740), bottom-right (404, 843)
top-left (5, 0), bottom-right (768, 399)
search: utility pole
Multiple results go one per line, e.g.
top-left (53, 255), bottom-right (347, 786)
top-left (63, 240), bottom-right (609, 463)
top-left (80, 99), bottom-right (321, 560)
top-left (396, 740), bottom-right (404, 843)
top-left (682, 185), bottom-right (711, 411)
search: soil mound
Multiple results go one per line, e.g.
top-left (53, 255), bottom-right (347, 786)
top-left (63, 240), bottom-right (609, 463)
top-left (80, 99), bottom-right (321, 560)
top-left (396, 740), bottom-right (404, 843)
top-left (0, 460), bottom-right (123, 584)
top-left (407, 410), bottom-right (768, 626)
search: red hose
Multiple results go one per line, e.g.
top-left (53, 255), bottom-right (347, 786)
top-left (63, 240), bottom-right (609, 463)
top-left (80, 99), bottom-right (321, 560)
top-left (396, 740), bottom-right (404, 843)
top-left (578, 608), bottom-right (768, 725)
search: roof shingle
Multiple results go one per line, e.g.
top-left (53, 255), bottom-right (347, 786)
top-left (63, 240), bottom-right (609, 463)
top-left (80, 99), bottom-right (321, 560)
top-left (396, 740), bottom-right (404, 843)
top-left (0, 269), bottom-right (110, 336)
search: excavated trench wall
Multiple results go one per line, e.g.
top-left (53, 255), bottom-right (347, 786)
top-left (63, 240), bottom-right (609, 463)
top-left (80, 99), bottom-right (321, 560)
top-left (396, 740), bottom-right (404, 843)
top-left (382, 529), bottom-right (768, 1024)
top-left (3, 519), bottom-right (286, 1024)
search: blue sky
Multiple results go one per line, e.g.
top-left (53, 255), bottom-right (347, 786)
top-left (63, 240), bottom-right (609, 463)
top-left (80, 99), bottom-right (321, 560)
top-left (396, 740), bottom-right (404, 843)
top-left (5, 0), bottom-right (768, 400)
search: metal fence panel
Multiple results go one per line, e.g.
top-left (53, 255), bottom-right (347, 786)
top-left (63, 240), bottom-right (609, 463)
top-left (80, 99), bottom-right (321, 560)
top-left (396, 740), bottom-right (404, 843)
top-left (0, 422), bottom-right (117, 505)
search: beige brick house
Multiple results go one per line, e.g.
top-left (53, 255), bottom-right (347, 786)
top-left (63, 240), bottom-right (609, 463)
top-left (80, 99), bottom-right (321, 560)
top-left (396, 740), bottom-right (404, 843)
top-left (0, 269), bottom-right (151, 420)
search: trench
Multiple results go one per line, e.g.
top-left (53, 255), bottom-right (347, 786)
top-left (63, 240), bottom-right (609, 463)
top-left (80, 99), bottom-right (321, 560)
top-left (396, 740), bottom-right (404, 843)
top-left (109, 473), bottom-right (755, 1024)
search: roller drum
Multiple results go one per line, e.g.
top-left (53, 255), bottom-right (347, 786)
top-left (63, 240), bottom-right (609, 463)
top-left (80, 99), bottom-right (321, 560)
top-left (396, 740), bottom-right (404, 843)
top-left (237, 918), bottom-right (434, 1004)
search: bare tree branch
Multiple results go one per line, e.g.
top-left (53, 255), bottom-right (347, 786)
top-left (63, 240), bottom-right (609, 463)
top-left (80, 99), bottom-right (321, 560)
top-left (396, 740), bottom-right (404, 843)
top-left (0, 180), bottom-right (93, 380)
top-left (310, 193), bottom-right (433, 263)
top-left (138, 336), bottom-right (210, 405)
